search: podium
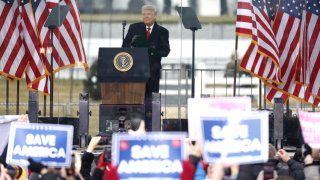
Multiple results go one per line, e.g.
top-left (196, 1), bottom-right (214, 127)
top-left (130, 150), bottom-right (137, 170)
top-left (97, 48), bottom-right (149, 104)
top-left (97, 48), bottom-right (149, 132)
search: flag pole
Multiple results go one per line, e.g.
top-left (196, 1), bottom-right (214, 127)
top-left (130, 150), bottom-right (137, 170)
top-left (44, 95), bottom-right (46, 116)
top-left (233, 35), bottom-right (238, 97)
top-left (6, 80), bottom-right (9, 115)
top-left (264, 83), bottom-right (266, 110)
top-left (16, 80), bottom-right (19, 114)
top-left (44, 5), bottom-right (70, 119)
top-left (259, 79), bottom-right (262, 109)
top-left (49, 29), bottom-right (54, 118)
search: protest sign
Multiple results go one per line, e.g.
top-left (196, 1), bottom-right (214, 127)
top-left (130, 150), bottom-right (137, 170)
top-left (0, 115), bottom-right (22, 123)
top-left (6, 123), bottom-right (74, 167)
top-left (298, 110), bottom-right (320, 148)
top-left (0, 115), bottom-right (25, 155)
top-left (200, 111), bottom-right (269, 165)
top-left (188, 97), bottom-right (251, 140)
top-left (112, 132), bottom-right (187, 179)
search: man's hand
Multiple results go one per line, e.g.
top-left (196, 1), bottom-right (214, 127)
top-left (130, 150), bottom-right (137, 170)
top-left (277, 149), bottom-right (290, 162)
top-left (87, 136), bottom-right (101, 153)
top-left (207, 163), bottom-right (224, 180)
top-left (17, 114), bottom-right (28, 123)
top-left (188, 140), bottom-right (202, 158)
top-left (0, 164), bottom-right (11, 180)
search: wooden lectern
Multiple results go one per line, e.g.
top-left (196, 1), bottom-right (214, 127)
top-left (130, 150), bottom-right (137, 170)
top-left (97, 48), bottom-right (150, 105)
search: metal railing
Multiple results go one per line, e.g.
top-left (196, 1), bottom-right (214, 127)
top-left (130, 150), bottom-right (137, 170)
top-left (0, 68), bottom-right (315, 121)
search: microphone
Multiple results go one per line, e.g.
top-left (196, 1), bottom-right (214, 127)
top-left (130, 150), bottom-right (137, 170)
top-left (122, 20), bottom-right (127, 41)
top-left (131, 117), bottom-right (142, 131)
top-left (122, 20), bottom-right (127, 27)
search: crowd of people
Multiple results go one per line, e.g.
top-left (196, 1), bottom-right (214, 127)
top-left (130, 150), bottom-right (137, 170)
top-left (0, 116), bottom-right (320, 180)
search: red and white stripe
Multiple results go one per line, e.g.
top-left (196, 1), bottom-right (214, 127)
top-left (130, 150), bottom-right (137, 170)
top-left (236, 0), bottom-right (281, 84)
top-left (0, 0), bottom-right (28, 79)
top-left (19, 1), bottom-right (47, 88)
top-left (266, 6), bottom-right (306, 102)
top-left (46, 0), bottom-right (60, 9)
top-left (35, 0), bottom-right (86, 73)
top-left (28, 75), bottom-right (50, 94)
top-left (240, 43), bottom-right (280, 83)
top-left (295, 10), bottom-right (308, 85)
top-left (266, 80), bottom-right (315, 104)
top-left (25, 0), bottom-right (87, 93)
top-left (304, 9), bottom-right (320, 100)
top-left (236, 0), bottom-right (257, 38)
top-left (253, 4), bottom-right (279, 64)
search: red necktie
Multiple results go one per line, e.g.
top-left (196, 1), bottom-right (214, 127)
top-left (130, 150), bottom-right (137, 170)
top-left (146, 27), bottom-right (151, 40)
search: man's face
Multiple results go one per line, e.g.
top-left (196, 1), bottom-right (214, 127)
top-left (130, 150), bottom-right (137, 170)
top-left (142, 10), bottom-right (155, 26)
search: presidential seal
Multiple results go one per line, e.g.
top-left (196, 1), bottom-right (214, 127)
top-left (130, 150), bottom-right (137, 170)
top-left (113, 52), bottom-right (133, 72)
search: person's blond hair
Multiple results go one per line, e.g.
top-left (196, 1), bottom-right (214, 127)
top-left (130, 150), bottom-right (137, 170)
top-left (269, 143), bottom-right (277, 159)
top-left (142, 4), bottom-right (157, 15)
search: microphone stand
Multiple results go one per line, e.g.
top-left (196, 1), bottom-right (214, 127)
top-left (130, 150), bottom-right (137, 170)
top-left (49, 26), bottom-right (55, 119)
top-left (122, 20), bottom-right (126, 42)
top-left (43, 5), bottom-right (69, 119)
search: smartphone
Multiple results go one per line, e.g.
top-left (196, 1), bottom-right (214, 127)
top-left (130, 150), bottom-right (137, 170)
top-left (263, 162), bottom-right (275, 179)
top-left (104, 146), bottom-right (112, 163)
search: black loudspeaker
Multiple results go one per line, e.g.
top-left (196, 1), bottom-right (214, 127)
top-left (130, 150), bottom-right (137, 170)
top-left (78, 93), bottom-right (91, 148)
top-left (38, 117), bottom-right (79, 145)
top-left (162, 119), bottom-right (188, 132)
top-left (28, 91), bottom-right (39, 123)
top-left (78, 93), bottom-right (90, 135)
top-left (269, 113), bottom-right (302, 147)
top-left (151, 93), bottom-right (161, 131)
top-left (273, 98), bottom-right (284, 149)
top-left (99, 104), bottom-right (145, 133)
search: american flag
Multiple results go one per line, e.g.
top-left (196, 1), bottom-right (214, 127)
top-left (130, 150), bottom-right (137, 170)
top-left (0, 0), bottom-right (86, 94)
top-left (236, 0), bottom-right (281, 84)
top-left (240, 45), bottom-right (280, 83)
top-left (265, 0), bottom-right (278, 21)
top-left (18, 0), bottom-right (48, 93)
top-left (265, 0), bottom-right (317, 104)
top-left (28, 75), bottom-right (50, 94)
top-left (25, 0), bottom-right (87, 94)
top-left (252, 0), bottom-right (279, 64)
top-left (236, 0), bottom-right (257, 38)
top-left (0, 0), bottom-right (28, 79)
top-left (295, 3), bottom-right (308, 85)
top-left (302, 0), bottom-right (320, 100)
